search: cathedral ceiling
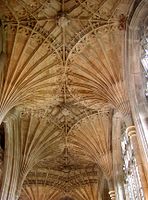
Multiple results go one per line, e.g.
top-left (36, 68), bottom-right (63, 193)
top-left (0, 0), bottom-right (132, 199)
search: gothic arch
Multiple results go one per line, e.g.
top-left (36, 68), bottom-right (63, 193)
top-left (125, 0), bottom-right (148, 182)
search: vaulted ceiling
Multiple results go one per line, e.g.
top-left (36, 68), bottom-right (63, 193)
top-left (0, 0), bottom-right (132, 199)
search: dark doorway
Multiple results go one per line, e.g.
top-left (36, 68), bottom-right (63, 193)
top-left (0, 123), bottom-right (5, 151)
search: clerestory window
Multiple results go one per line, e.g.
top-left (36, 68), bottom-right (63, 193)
top-left (141, 27), bottom-right (148, 97)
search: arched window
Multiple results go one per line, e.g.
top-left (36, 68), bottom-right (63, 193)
top-left (121, 130), bottom-right (144, 200)
top-left (141, 24), bottom-right (148, 97)
top-left (125, 0), bottom-right (148, 169)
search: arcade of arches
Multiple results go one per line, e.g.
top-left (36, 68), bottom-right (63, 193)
top-left (0, 0), bottom-right (147, 199)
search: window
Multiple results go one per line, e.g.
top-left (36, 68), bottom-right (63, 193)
top-left (121, 131), bottom-right (144, 200)
top-left (141, 27), bottom-right (148, 97)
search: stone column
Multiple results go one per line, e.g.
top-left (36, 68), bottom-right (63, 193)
top-left (0, 113), bottom-right (21, 200)
top-left (0, 22), bottom-right (7, 126)
top-left (112, 112), bottom-right (125, 200)
top-left (0, 20), bottom-right (6, 75)
top-left (126, 125), bottom-right (148, 199)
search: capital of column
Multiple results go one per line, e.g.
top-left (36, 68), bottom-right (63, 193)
top-left (126, 125), bottom-right (136, 138)
top-left (109, 190), bottom-right (116, 200)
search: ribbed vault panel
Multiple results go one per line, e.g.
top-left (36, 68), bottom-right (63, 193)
top-left (24, 147), bottom-right (102, 191)
top-left (67, 29), bottom-right (130, 116)
top-left (20, 158), bottom-right (102, 199)
top-left (68, 110), bottom-right (113, 179)
top-left (0, 18), bottom-right (62, 123)
top-left (20, 186), bottom-right (62, 200)
top-left (0, 0), bottom-right (132, 199)
top-left (70, 183), bottom-right (101, 200)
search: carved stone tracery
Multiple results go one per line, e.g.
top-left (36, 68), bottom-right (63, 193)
top-left (0, 0), bottom-right (136, 200)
